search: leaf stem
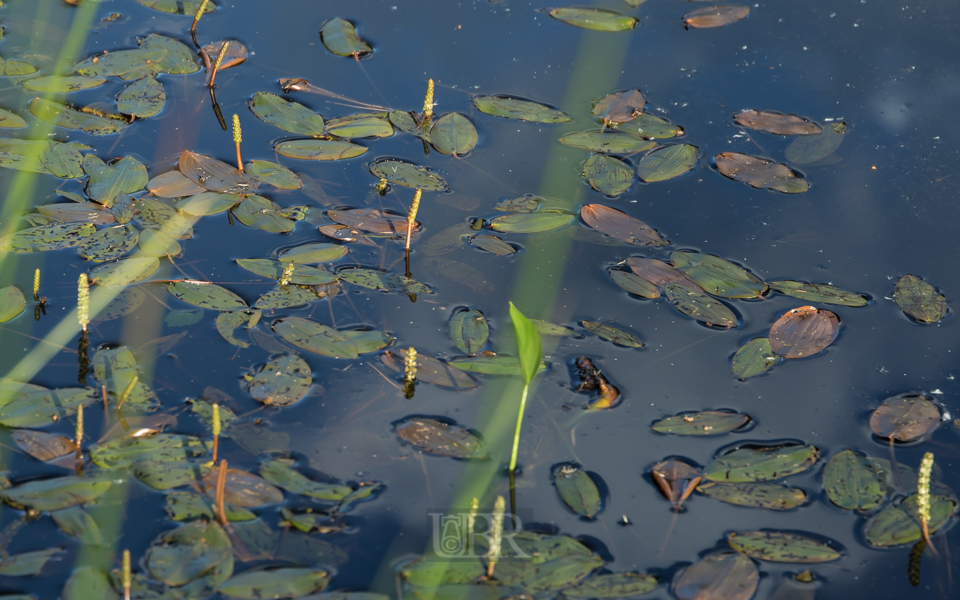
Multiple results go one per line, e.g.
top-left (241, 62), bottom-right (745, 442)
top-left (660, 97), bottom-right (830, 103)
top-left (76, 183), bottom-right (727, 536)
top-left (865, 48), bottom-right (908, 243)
top-left (508, 383), bottom-right (529, 473)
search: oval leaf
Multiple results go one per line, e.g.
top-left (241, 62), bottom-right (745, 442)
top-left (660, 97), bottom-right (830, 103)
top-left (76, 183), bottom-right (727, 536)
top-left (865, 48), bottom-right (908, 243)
top-left (249, 92), bottom-right (325, 136)
top-left (394, 417), bottom-right (486, 459)
top-left (727, 531), bottom-right (840, 563)
top-left (272, 316), bottom-right (358, 359)
top-left (894, 274), bottom-right (947, 323)
top-left (550, 7), bottom-right (638, 31)
top-left (704, 443), bottom-right (819, 483)
top-left (636, 144), bottom-right (698, 182)
top-left (582, 154), bottom-right (634, 196)
top-left (430, 113), bottom-right (478, 155)
top-left (822, 450), bottom-right (887, 510)
top-left (715, 152), bottom-right (809, 193)
top-left (489, 212), bottom-right (574, 234)
top-left (652, 411), bottom-right (750, 435)
top-left (675, 552), bottom-right (758, 600)
top-left (869, 393), bottom-right (940, 442)
top-left (167, 281), bottom-right (247, 311)
top-left (581, 204), bottom-right (668, 246)
top-left (472, 96), bottom-right (572, 124)
top-left (731, 337), bottom-right (779, 380)
top-left (768, 306), bottom-right (839, 358)
top-left (320, 18), bottom-right (372, 57)
top-left (733, 110), bottom-right (821, 135)
top-left (554, 464), bottom-right (602, 518)
top-left (369, 159), bottom-right (449, 191)
top-left (249, 355), bottom-right (312, 407)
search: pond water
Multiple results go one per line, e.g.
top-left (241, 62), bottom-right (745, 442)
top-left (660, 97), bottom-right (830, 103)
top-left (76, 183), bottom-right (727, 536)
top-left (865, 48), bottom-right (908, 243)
top-left (0, 0), bottom-right (958, 598)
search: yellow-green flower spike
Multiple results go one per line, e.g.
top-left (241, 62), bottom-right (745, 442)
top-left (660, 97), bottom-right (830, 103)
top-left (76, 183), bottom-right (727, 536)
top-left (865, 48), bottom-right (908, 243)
top-left (466, 497), bottom-right (479, 552)
top-left (212, 403), bottom-right (221, 437)
top-left (75, 403), bottom-right (83, 446)
top-left (486, 495), bottom-right (505, 578)
top-left (280, 262), bottom-right (295, 287)
top-left (213, 41), bottom-right (230, 72)
top-left (77, 274), bottom-right (89, 332)
top-left (33, 268), bottom-right (39, 301)
top-left (118, 375), bottom-right (138, 410)
top-left (918, 452), bottom-right (933, 525)
top-left (404, 347), bottom-right (417, 383)
top-left (422, 79), bottom-right (434, 125)
top-left (232, 114), bottom-right (242, 144)
top-left (122, 548), bottom-right (131, 599)
top-left (408, 189), bottom-right (422, 226)
top-left (191, 0), bottom-right (210, 33)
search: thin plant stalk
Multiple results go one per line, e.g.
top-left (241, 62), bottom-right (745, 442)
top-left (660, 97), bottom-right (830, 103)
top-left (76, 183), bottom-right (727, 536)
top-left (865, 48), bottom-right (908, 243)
top-left (232, 114), bottom-right (243, 172)
top-left (208, 40), bottom-right (230, 87)
top-left (117, 375), bottom-right (138, 411)
top-left (508, 384), bottom-right (530, 474)
top-left (215, 459), bottom-right (228, 527)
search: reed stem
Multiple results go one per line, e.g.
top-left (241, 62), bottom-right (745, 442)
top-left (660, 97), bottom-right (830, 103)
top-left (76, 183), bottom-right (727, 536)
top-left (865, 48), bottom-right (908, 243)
top-left (215, 459), bottom-right (228, 527)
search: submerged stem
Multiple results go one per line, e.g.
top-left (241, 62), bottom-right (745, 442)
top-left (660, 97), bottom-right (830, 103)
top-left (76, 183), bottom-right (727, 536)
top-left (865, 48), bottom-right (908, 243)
top-left (508, 384), bottom-right (530, 473)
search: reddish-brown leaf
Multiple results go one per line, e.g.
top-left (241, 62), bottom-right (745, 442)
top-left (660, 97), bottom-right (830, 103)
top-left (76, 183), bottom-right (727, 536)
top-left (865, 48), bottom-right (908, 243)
top-left (733, 110), bottom-right (821, 135)
top-left (592, 90), bottom-right (645, 125)
top-left (147, 170), bottom-right (206, 197)
top-left (580, 204), bottom-right (668, 247)
top-left (178, 150), bottom-right (258, 194)
top-left (715, 152), bottom-right (809, 193)
top-left (869, 394), bottom-right (940, 442)
top-left (651, 458), bottom-right (702, 510)
top-left (626, 257), bottom-right (690, 287)
top-left (201, 40), bottom-right (248, 71)
top-left (684, 5), bottom-right (750, 28)
top-left (327, 208), bottom-right (419, 235)
top-left (768, 306), bottom-right (839, 359)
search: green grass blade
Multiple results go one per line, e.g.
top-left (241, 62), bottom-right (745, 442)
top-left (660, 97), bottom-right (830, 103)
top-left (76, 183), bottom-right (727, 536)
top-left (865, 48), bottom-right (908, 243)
top-left (509, 302), bottom-right (542, 386)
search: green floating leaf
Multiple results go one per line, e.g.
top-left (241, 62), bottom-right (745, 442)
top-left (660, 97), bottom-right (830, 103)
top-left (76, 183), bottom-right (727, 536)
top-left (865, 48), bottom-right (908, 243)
top-left (400, 556), bottom-right (485, 587)
top-left (83, 155), bottom-right (148, 207)
top-left (614, 112), bottom-right (684, 139)
top-left (96, 288), bottom-right (146, 320)
top-left (704, 443), bottom-right (819, 483)
top-left (583, 154), bottom-right (635, 196)
top-left (581, 204), bottom-right (668, 246)
top-left (672, 251), bottom-right (767, 299)
top-left (63, 566), bottom-right (116, 600)
top-left (768, 280), bottom-right (867, 307)
top-left (278, 242), bottom-right (347, 264)
top-left (786, 122), bottom-right (846, 165)
top-left (664, 282), bottom-right (738, 327)
top-left (560, 131), bottom-right (655, 154)
top-left (470, 234), bottom-right (516, 255)
top-left (29, 98), bottom-right (127, 135)
top-left (448, 355), bottom-right (547, 376)
top-left (274, 139), bottom-right (366, 161)
top-left (325, 113), bottom-right (394, 139)
top-left (449, 308), bottom-right (489, 354)
top-left (0, 388), bottom-right (97, 428)
top-left (37, 202), bottom-right (115, 225)
top-left (232, 195), bottom-right (296, 233)
top-left (369, 159), bottom-right (449, 191)
top-left (2, 476), bottom-right (111, 511)
top-left (343, 330), bottom-right (394, 354)
top-left (219, 567), bottom-right (329, 599)
top-left (89, 256), bottom-right (159, 287)
top-left (395, 417), bottom-right (486, 459)
top-left (0, 286), bottom-right (25, 323)
top-left (139, 33), bottom-right (202, 75)
top-left (138, 228), bottom-right (182, 256)
top-left (864, 493), bottom-right (958, 547)
top-left (0, 222), bottom-right (95, 253)
top-left (489, 211), bottom-right (574, 233)
top-left (179, 150), bottom-right (258, 194)
top-left (168, 281), bottom-right (248, 311)
top-left (135, 197), bottom-right (194, 238)
top-left (338, 268), bottom-right (433, 294)
top-left (249, 92), bottom-right (325, 136)
top-left (582, 320), bottom-right (642, 347)
top-left (92, 346), bottom-right (159, 411)
top-left (22, 76), bottom-right (106, 93)
top-left (253, 286), bottom-right (320, 310)
top-left (4, 60), bottom-right (38, 76)
top-left (133, 0), bottom-right (215, 15)
top-left (75, 48), bottom-right (168, 77)
top-left (675, 552), bottom-right (757, 600)
top-left (165, 309), bottom-right (203, 327)
top-left (145, 521), bottom-right (232, 587)
top-left (731, 337), bottom-right (779, 380)
top-left (562, 572), bottom-right (659, 598)
top-left (272, 316), bottom-right (359, 359)
top-left (472, 95), bottom-right (572, 124)
top-left (481, 532), bottom-right (603, 594)
top-left (52, 506), bottom-right (103, 546)
top-left (610, 270), bottom-right (660, 298)
top-left (0, 107), bottom-right (27, 129)
top-left (430, 113), bottom-right (478, 155)
top-left (0, 548), bottom-right (62, 577)
top-left (320, 18), bottom-right (372, 57)
top-left (554, 464), bottom-right (602, 518)
top-left (177, 192), bottom-right (243, 216)
top-left (260, 459), bottom-right (352, 501)
top-left (89, 433), bottom-right (209, 469)
top-left (236, 258), bottom-right (337, 285)
top-left (77, 224), bottom-right (139, 262)
top-left (245, 160), bottom-right (302, 189)
top-left (697, 482), bottom-right (806, 510)
top-left (636, 144), bottom-right (698, 182)
top-left (822, 449), bottom-right (887, 511)
top-left (652, 411), bottom-right (750, 435)
top-left (894, 274), bottom-right (947, 323)
top-left (116, 76), bottom-right (165, 118)
top-left (549, 7), bottom-right (638, 31)
top-left (166, 491), bottom-right (255, 523)
top-left (592, 90), bottom-right (646, 125)
top-left (249, 355), bottom-right (312, 407)
top-left (727, 531), bottom-right (840, 563)
top-left (216, 310), bottom-right (259, 347)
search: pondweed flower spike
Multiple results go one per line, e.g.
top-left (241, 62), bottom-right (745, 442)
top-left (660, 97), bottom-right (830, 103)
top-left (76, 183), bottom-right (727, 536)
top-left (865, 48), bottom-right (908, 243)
top-left (211, 403), bottom-right (221, 464)
top-left (403, 347), bottom-right (417, 399)
top-left (280, 262), bottom-right (294, 287)
top-left (215, 459), bottom-right (229, 527)
top-left (209, 40), bottom-right (230, 87)
top-left (421, 79), bottom-right (434, 128)
top-left (191, 0), bottom-right (210, 34)
top-left (405, 188), bottom-right (422, 252)
top-left (466, 497), bottom-right (479, 554)
top-left (375, 177), bottom-right (388, 196)
top-left (32, 268), bottom-right (39, 302)
top-left (917, 451), bottom-right (938, 556)
top-left (74, 404), bottom-right (84, 475)
top-left (232, 114), bottom-right (243, 172)
top-left (486, 496), bottom-right (505, 578)
top-left (117, 375), bottom-right (138, 411)
top-left (122, 548), bottom-right (131, 600)
top-left (77, 274), bottom-right (89, 332)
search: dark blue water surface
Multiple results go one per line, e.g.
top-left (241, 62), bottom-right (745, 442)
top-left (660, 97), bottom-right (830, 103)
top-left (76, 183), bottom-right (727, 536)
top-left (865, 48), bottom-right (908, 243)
top-left (1, 0), bottom-right (960, 598)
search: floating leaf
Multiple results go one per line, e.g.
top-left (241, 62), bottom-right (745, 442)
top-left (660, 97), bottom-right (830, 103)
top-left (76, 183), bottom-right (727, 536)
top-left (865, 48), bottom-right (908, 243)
top-left (2, 476), bottom-right (111, 511)
top-left (650, 458), bottom-right (702, 510)
top-left (197, 468), bottom-right (283, 507)
top-left (472, 96), bottom-right (572, 124)
top-left (272, 316), bottom-right (358, 359)
top-left (96, 288), bottom-right (146, 320)
top-left (653, 411), bottom-right (750, 435)
top-left (704, 443), bottom-right (819, 483)
top-left (480, 532), bottom-right (603, 594)
top-left (200, 40), bottom-right (247, 71)
top-left (684, 5), bottom-right (750, 28)
top-left (30, 98), bottom-right (127, 135)
top-left (83, 155), bottom-right (148, 206)
top-left (369, 159), bottom-right (449, 191)
top-left (245, 160), bottom-right (302, 189)
top-left (768, 280), bottom-right (867, 307)
top-left (165, 309), bottom-right (203, 327)
top-left (636, 144), bottom-right (698, 182)
top-left (822, 450), bottom-right (887, 510)
top-left (449, 309), bottom-right (489, 354)
top-left (63, 567), bottom-right (116, 600)
top-left (582, 320), bottom-right (642, 347)
top-left (553, 464), bottom-right (602, 518)
top-left (249, 92), bottom-right (325, 136)
top-left (328, 208), bottom-right (413, 235)
top-left (89, 433), bottom-right (208, 469)
top-left (343, 329), bottom-right (393, 354)
top-left (429, 113), bottom-right (478, 155)
top-left (325, 113), bottom-right (393, 139)
top-left (698, 482), bottom-right (806, 510)
top-left (22, 76), bottom-right (106, 93)
top-left (734, 110), bottom-right (821, 135)
top-left (168, 281), bottom-right (247, 311)
top-left (786, 122), bottom-right (847, 165)
top-left (179, 150), bottom-right (257, 194)
top-left (731, 337), bottom-right (779, 380)
top-left (582, 154), bottom-right (634, 195)
top-left (664, 282), bottom-right (738, 327)
top-left (116, 76), bottom-right (165, 118)
top-left (52, 506), bottom-right (103, 546)
top-left (132, 0), bottom-right (215, 15)
top-left (274, 139), bottom-right (367, 160)
top-left (610, 269), bottom-right (660, 298)
top-left (0, 287), bottom-right (25, 323)
top-left (615, 112), bottom-right (684, 139)
top-left (88, 256), bottom-right (158, 287)
top-left (13, 430), bottom-right (76, 462)
top-left (381, 350), bottom-right (477, 389)
top-left (166, 491), bottom-right (254, 523)
top-left (249, 355), bottom-right (312, 407)
top-left (715, 152), bottom-right (809, 193)
top-left (320, 18), bottom-right (372, 57)
top-left (38, 202), bottom-right (116, 225)
top-left (768, 306), bottom-right (839, 358)
top-left (727, 531), bottom-right (840, 563)
top-left (138, 229), bottom-right (182, 256)
top-left (254, 286), bottom-right (322, 311)
top-left (147, 170), bottom-right (205, 197)
top-left (869, 393), bottom-right (940, 442)
top-left (176, 192), bottom-right (242, 216)
top-left (232, 195), bottom-right (296, 233)
top-left (864, 493), bottom-right (957, 547)
top-left (448, 355), bottom-right (546, 376)
top-left (0, 548), bottom-right (62, 577)
top-left (74, 48), bottom-right (168, 77)
top-left (549, 7), bottom-right (638, 31)
top-left (139, 33), bottom-right (202, 75)
top-left (0, 222), bottom-right (95, 253)
top-left (563, 572), bottom-right (659, 598)
top-left (77, 224), bottom-right (138, 263)
top-left (581, 204), bottom-right (668, 246)
top-left (489, 211), bottom-right (574, 233)
top-left (626, 256), bottom-right (688, 287)
top-left (675, 552), bottom-right (758, 600)
top-left (277, 243), bottom-right (347, 264)
top-left (338, 268), bottom-right (432, 294)
top-left (4, 60), bottom-right (38, 76)
top-left (394, 417), bottom-right (486, 459)
top-left (236, 258), bottom-right (337, 285)
top-left (593, 90), bottom-right (645, 124)
top-left (0, 108), bottom-right (26, 129)
top-left (560, 131), bottom-right (656, 154)
top-left (134, 197), bottom-right (193, 238)
top-left (495, 196), bottom-right (541, 212)
top-left (894, 274), bottom-right (947, 323)
top-left (672, 251), bottom-right (767, 299)
top-left (216, 310), bottom-right (259, 346)
top-left (145, 521), bottom-right (232, 587)
top-left (260, 459), bottom-right (351, 501)
top-left (91, 346), bottom-right (159, 411)
top-left (470, 234), bottom-right (517, 255)
top-left (219, 567), bottom-right (330, 599)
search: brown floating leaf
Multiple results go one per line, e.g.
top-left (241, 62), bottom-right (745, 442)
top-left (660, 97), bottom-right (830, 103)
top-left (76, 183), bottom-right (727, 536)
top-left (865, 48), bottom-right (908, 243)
top-left (327, 208), bottom-right (418, 235)
top-left (768, 306), bottom-right (839, 359)
top-left (625, 257), bottom-right (688, 287)
top-left (684, 5), bottom-right (750, 28)
top-left (651, 458), bottom-right (702, 511)
top-left (870, 394), bottom-right (940, 442)
top-left (715, 152), bottom-right (809, 193)
top-left (573, 357), bottom-right (621, 410)
top-left (14, 429), bottom-right (77, 462)
top-left (197, 468), bottom-right (283, 508)
top-left (394, 417), bottom-right (486, 459)
top-left (147, 171), bottom-right (206, 197)
top-left (201, 40), bottom-right (248, 71)
top-left (675, 552), bottom-right (758, 600)
top-left (733, 110), bottom-right (821, 135)
top-left (178, 150), bottom-right (258, 194)
top-left (580, 204), bottom-right (668, 247)
top-left (592, 90), bottom-right (645, 125)
top-left (382, 349), bottom-right (477, 389)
